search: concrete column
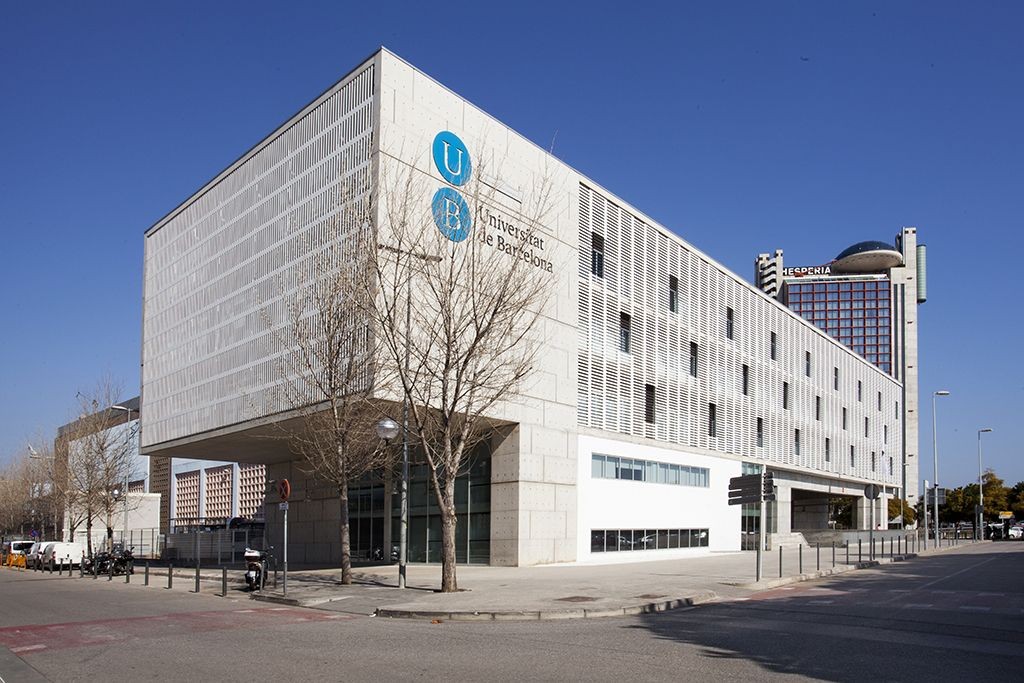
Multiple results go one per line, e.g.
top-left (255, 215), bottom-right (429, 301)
top-left (774, 485), bottom-right (793, 536)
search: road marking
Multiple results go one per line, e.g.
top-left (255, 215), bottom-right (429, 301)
top-left (888, 589), bottom-right (911, 592)
top-left (960, 606), bottom-right (990, 612)
top-left (10, 645), bottom-right (46, 653)
top-left (903, 604), bottom-right (933, 609)
top-left (233, 609), bottom-right (255, 613)
top-left (808, 600), bottom-right (834, 605)
top-left (268, 607), bottom-right (290, 611)
top-left (978, 592), bottom-right (1004, 597)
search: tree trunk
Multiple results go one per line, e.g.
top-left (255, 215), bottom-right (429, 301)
top-left (85, 515), bottom-right (93, 557)
top-left (339, 480), bottom-right (352, 585)
top-left (439, 476), bottom-right (458, 592)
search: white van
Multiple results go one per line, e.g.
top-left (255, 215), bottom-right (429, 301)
top-left (26, 542), bottom-right (57, 569)
top-left (42, 542), bottom-right (85, 568)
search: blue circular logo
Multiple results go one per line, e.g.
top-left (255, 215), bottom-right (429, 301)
top-left (432, 131), bottom-right (471, 187)
top-left (432, 187), bottom-right (472, 242)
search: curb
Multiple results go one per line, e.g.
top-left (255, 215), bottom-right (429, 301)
top-left (250, 592), bottom-right (354, 607)
top-left (373, 590), bottom-right (720, 621)
top-left (734, 552), bottom-right (919, 591)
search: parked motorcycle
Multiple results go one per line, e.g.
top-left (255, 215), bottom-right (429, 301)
top-left (244, 547), bottom-right (273, 591)
top-left (111, 546), bottom-right (135, 575)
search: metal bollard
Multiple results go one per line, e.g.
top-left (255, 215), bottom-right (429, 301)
top-left (108, 564), bottom-right (113, 581)
top-left (168, 564), bottom-right (173, 589)
top-left (858, 539), bottom-right (862, 564)
top-left (145, 562), bottom-right (150, 586)
top-left (195, 565), bottom-right (201, 593)
top-left (832, 541), bottom-right (836, 568)
top-left (846, 543), bottom-right (849, 565)
top-left (93, 562), bottom-right (98, 580)
top-left (222, 567), bottom-right (228, 597)
top-left (799, 544), bottom-right (803, 574)
top-left (125, 566), bottom-right (131, 584)
top-left (816, 543), bottom-right (820, 571)
top-left (779, 545), bottom-right (783, 578)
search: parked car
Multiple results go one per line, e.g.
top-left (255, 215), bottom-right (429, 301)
top-left (41, 542), bottom-right (85, 568)
top-left (1008, 526), bottom-right (1023, 540)
top-left (26, 542), bottom-right (57, 569)
top-left (3, 540), bottom-right (34, 555)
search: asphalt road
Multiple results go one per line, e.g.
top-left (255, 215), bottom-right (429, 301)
top-left (1, 542), bottom-right (1021, 682)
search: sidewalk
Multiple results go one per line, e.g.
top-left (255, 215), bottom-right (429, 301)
top-left (246, 538), bottom-right (979, 620)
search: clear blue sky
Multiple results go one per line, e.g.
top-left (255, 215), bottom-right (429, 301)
top-left (1, 2), bottom-right (1021, 491)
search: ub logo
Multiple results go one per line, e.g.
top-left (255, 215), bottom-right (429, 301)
top-left (431, 131), bottom-right (473, 242)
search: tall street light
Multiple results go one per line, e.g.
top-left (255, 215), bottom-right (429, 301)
top-left (375, 417), bottom-right (402, 586)
top-left (111, 405), bottom-right (136, 549)
top-left (930, 390), bottom-right (950, 550)
top-left (977, 428), bottom-right (993, 540)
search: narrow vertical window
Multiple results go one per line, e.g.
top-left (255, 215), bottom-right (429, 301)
top-left (842, 407), bottom-right (847, 430)
top-left (708, 403), bottom-right (717, 437)
top-left (770, 331), bottom-right (777, 360)
top-left (689, 342), bottom-right (698, 377)
top-left (888, 456), bottom-right (894, 476)
top-left (805, 351), bottom-right (811, 377)
top-left (857, 380), bottom-right (863, 402)
top-left (825, 437), bottom-right (831, 462)
top-left (795, 429), bottom-right (801, 456)
top-left (742, 364), bottom-right (749, 396)
top-left (871, 451), bottom-right (876, 472)
top-left (619, 312), bottom-right (631, 353)
top-left (644, 384), bottom-right (655, 424)
top-left (726, 307), bottom-right (734, 340)
top-left (884, 424), bottom-right (888, 444)
top-left (895, 401), bottom-right (899, 418)
top-left (834, 367), bottom-right (839, 390)
top-left (756, 417), bottom-right (764, 447)
top-left (864, 416), bottom-right (869, 437)
top-left (878, 391), bottom-right (882, 411)
top-left (850, 445), bottom-right (855, 467)
top-left (815, 395), bottom-right (821, 421)
top-left (782, 382), bottom-right (789, 410)
top-left (591, 233), bottom-right (605, 278)
top-left (668, 275), bottom-right (679, 313)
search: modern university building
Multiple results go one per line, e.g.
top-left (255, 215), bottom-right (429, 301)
top-left (140, 48), bottom-right (914, 567)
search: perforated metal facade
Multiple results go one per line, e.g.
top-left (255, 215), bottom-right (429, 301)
top-left (203, 465), bottom-right (233, 519)
top-left (141, 61), bottom-right (376, 449)
top-left (238, 463), bottom-right (266, 519)
top-left (174, 470), bottom-right (200, 520)
top-left (577, 184), bottom-right (901, 487)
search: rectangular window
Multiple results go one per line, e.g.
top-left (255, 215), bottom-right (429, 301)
top-left (668, 275), bottom-right (679, 313)
top-left (782, 382), bottom-right (790, 409)
top-left (857, 380), bottom-right (863, 401)
top-left (709, 403), bottom-right (717, 437)
top-left (805, 351), bottom-right (812, 377)
top-left (815, 395), bottom-right (821, 421)
top-left (884, 424), bottom-right (888, 444)
top-left (825, 437), bottom-right (831, 462)
top-left (770, 332), bottom-right (777, 360)
top-left (644, 384), bottom-right (655, 424)
top-left (842, 407), bottom-right (848, 430)
top-left (590, 454), bottom-right (708, 487)
top-left (834, 367), bottom-right (839, 390)
top-left (726, 307), bottom-right (734, 340)
top-left (888, 456), bottom-right (894, 476)
top-left (850, 445), bottom-right (855, 468)
top-left (619, 312), bottom-right (631, 353)
top-left (895, 401), bottom-right (899, 419)
top-left (794, 429), bottom-right (801, 456)
top-left (878, 392), bottom-right (882, 411)
top-left (865, 416), bottom-right (869, 437)
top-left (591, 233), bottom-right (605, 277)
top-left (689, 342), bottom-right (698, 377)
top-left (871, 451), bottom-right (876, 472)
top-left (742, 364), bottom-right (749, 396)
top-left (756, 417), bottom-right (763, 447)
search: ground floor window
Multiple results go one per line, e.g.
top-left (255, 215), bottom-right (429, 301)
top-left (590, 528), bottom-right (709, 552)
top-left (348, 454), bottom-right (492, 565)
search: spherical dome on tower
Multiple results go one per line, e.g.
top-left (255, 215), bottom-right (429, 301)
top-left (831, 240), bottom-right (903, 273)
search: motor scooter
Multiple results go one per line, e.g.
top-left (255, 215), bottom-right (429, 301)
top-left (244, 547), bottom-right (272, 591)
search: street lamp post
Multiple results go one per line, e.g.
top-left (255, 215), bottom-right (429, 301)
top-left (375, 418), bottom-right (402, 586)
top-left (977, 428), bottom-right (993, 540)
top-left (930, 390), bottom-right (950, 550)
top-left (111, 405), bottom-right (136, 549)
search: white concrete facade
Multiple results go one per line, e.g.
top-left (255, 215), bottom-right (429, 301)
top-left (141, 48), bottom-right (908, 567)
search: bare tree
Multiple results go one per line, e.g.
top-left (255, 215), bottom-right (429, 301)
top-left (367, 154), bottom-right (557, 591)
top-left (268, 187), bottom-right (390, 584)
top-left (62, 381), bottom-right (139, 555)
